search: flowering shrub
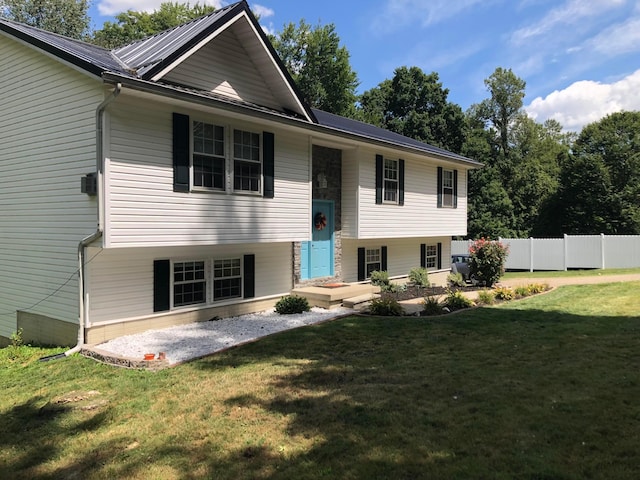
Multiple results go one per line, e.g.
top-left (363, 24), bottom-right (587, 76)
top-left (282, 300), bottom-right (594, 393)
top-left (469, 238), bottom-right (509, 287)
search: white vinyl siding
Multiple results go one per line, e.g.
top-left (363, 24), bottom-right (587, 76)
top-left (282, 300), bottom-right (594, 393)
top-left (105, 94), bottom-right (311, 247)
top-left (342, 237), bottom-right (451, 283)
top-left (163, 26), bottom-right (281, 110)
top-left (86, 243), bottom-right (292, 324)
top-left (341, 146), bottom-right (468, 239)
top-left (0, 37), bottom-right (102, 338)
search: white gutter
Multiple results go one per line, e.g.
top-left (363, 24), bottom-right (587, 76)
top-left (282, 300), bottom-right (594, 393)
top-left (65, 83), bottom-right (121, 356)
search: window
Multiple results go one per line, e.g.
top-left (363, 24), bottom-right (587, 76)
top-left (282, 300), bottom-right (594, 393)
top-left (213, 258), bottom-right (242, 301)
top-left (193, 121), bottom-right (225, 189)
top-left (174, 261), bottom-right (206, 307)
top-left (442, 169), bottom-right (454, 207)
top-left (383, 158), bottom-right (398, 203)
top-left (425, 245), bottom-right (437, 268)
top-left (365, 248), bottom-right (381, 277)
top-left (233, 129), bottom-right (261, 192)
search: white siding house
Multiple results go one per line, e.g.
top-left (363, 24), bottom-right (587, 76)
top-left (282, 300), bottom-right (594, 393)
top-left (0, 1), bottom-right (480, 347)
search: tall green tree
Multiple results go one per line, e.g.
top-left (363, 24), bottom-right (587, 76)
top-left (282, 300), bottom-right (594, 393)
top-left (358, 67), bottom-right (466, 153)
top-left (1, 0), bottom-right (90, 39)
top-left (552, 111), bottom-right (640, 234)
top-left (270, 20), bottom-right (359, 117)
top-left (92, 2), bottom-right (216, 48)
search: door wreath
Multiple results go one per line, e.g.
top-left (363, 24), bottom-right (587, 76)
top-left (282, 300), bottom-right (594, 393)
top-left (314, 212), bottom-right (327, 230)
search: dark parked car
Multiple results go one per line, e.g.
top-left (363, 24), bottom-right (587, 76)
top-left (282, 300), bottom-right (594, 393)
top-left (451, 254), bottom-right (471, 281)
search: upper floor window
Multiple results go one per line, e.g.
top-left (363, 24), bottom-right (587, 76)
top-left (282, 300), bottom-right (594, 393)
top-left (442, 169), bottom-right (454, 207)
top-left (193, 121), bottom-right (225, 190)
top-left (233, 129), bottom-right (261, 192)
top-left (383, 158), bottom-right (398, 203)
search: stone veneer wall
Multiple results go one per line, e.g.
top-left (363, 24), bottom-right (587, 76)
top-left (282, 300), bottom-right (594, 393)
top-left (293, 145), bottom-right (343, 287)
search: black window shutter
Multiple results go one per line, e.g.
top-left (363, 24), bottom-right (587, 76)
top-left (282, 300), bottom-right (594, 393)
top-left (153, 259), bottom-right (171, 312)
top-left (420, 244), bottom-right (426, 268)
top-left (375, 154), bottom-right (383, 204)
top-left (357, 247), bottom-right (365, 281)
top-left (437, 166), bottom-right (443, 208)
top-left (173, 113), bottom-right (190, 192)
top-left (244, 254), bottom-right (255, 298)
top-left (263, 132), bottom-right (274, 198)
top-left (398, 159), bottom-right (405, 206)
top-left (437, 243), bottom-right (442, 270)
top-left (453, 169), bottom-right (458, 208)
top-left (381, 246), bottom-right (388, 271)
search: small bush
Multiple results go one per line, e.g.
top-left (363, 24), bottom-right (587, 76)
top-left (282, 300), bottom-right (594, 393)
top-left (493, 286), bottom-right (514, 301)
top-left (447, 272), bottom-right (466, 287)
top-left (369, 270), bottom-right (390, 287)
top-left (469, 238), bottom-right (509, 287)
top-left (422, 296), bottom-right (443, 316)
top-left (409, 267), bottom-right (430, 287)
top-left (443, 289), bottom-right (474, 310)
top-left (380, 282), bottom-right (407, 294)
top-left (476, 289), bottom-right (496, 305)
top-left (275, 295), bottom-right (311, 314)
top-left (528, 283), bottom-right (549, 294)
top-left (368, 296), bottom-right (404, 316)
top-left (514, 286), bottom-right (530, 298)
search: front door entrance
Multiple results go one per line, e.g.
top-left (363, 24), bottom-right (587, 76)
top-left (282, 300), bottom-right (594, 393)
top-left (301, 200), bottom-right (334, 280)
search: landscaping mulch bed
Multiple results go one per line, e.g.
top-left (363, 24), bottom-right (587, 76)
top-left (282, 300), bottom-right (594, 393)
top-left (382, 284), bottom-right (482, 301)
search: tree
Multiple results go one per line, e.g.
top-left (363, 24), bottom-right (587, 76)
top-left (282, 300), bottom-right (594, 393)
top-left (92, 2), bottom-right (216, 48)
top-left (270, 20), bottom-right (359, 117)
top-left (553, 111), bottom-right (640, 234)
top-left (1, 0), bottom-right (90, 39)
top-left (358, 67), bottom-right (466, 153)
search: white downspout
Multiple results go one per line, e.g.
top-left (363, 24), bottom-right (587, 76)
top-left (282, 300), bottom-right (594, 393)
top-left (65, 83), bottom-right (121, 356)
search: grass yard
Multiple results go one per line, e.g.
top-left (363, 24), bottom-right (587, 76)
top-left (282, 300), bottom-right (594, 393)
top-left (503, 266), bottom-right (640, 279)
top-left (1, 281), bottom-right (639, 479)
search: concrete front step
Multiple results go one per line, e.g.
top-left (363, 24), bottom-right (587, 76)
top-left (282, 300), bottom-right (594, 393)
top-left (342, 293), bottom-right (380, 308)
top-left (292, 283), bottom-right (380, 309)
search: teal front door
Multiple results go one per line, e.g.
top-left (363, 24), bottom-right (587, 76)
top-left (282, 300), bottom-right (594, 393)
top-left (301, 200), bottom-right (334, 279)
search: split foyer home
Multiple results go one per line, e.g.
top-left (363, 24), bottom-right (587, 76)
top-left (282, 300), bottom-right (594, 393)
top-left (0, 0), bottom-right (480, 347)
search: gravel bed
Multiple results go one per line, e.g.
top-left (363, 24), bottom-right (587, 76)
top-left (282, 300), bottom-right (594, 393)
top-left (95, 307), bottom-right (354, 365)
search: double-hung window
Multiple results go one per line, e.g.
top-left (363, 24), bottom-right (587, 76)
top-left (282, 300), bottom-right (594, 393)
top-left (233, 129), bottom-right (261, 192)
top-left (192, 121), bottom-right (225, 190)
top-left (442, 169), bottom-right (454, 208)
top-left (173, 261), bottom-right (206, 307)
top-left (383, 158), bottom-right (398, 203)
top-left (424, 245), bottom-right (437, 268)
top-left (365, 248), bottom-right (381, 277)
top-left (213, 258), bottom-right (242, 301)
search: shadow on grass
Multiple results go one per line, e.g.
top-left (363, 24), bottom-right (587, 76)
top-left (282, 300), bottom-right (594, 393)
top-left (186, 307), bottom-right (640, 479)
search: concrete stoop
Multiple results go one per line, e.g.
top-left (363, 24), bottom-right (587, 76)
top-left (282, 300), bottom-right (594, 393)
top-left (292, 283), bottom-right (381, 309)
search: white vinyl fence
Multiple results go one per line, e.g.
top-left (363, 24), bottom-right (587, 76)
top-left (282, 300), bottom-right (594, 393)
top-left (452, 235), bottom-right (640, 271)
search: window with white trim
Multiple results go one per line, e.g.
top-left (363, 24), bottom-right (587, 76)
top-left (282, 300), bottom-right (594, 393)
top-left (442, 169), bottom-right (454, 207)
top-left (173, 261), bottom-right (206, 307)
top-left (383, 158), bottom-right (398, 203)
top-left (425, 245), bottom-right (437, 269)
top-left (213, 258), bottom-right (242, 301)
top-left (233, 129), bottom-right (261, 192)
top-left (192, 121), bottom-right (225, 190)
top-left (365, 248), bottom-right (381, 277)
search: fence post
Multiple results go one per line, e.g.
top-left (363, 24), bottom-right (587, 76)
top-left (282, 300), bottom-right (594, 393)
top-left (601, 233), bottom-right (606, 269)
top-left (529, 237), bottom-right (534, 272)
top-left (563, 233), bottom-right (568, 271)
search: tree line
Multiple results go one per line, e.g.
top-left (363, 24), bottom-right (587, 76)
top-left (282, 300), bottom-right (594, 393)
top-left (3, 0), bottom-right (638, 238)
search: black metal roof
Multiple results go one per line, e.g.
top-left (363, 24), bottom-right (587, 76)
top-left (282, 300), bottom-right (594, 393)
top-left (0, 0), bottom-right (479, 166)
top-left (312, 109), bottom-right (479, 165)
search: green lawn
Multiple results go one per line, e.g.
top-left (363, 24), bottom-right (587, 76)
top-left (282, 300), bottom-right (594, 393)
top-left (2, 282), bottom-right (639, 479)
top-left (503, 266), bottom-right (640, 278)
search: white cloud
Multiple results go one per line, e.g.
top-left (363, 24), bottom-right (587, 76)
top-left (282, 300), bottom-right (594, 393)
top-left (97, 0), bottom-right (224, 16)
top-left (252, 4), bottom-right (274, 19)
top-left (590, 16), bottom-right (640, 55)
top-left (525, 69), bottom-right (640, 131)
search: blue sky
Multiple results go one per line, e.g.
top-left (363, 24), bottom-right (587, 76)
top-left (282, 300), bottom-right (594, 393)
top-left (90, 0), bottom-right (640, 132)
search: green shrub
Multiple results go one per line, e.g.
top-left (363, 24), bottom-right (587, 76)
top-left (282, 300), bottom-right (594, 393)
top-left (493, 286), bottom-right (514, 301)
top-left (275, 295), bottom-right (311, 314)
top-left (443, 289), bottom-right (474, 310)
top-left (422, 296), bottom-right (443, 316)
top-left (369, 270), bottom-right (390, 287)
top-left (380, 282), bottom-right (407, 294)
top-left (408, 267), bottom-right (430, 287)
top-left (447, 272), bottom-right (466, 287)
top-left (514, 286), bottom-right (530, 297)
top-left (469, 239), bottom-right (509, 287)
top-left (476, 289), bottom-right (496, 305)
top-left (528, 283), bottom-right (549, 294)
top-left (368, 296), bottom-right (404, 316)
